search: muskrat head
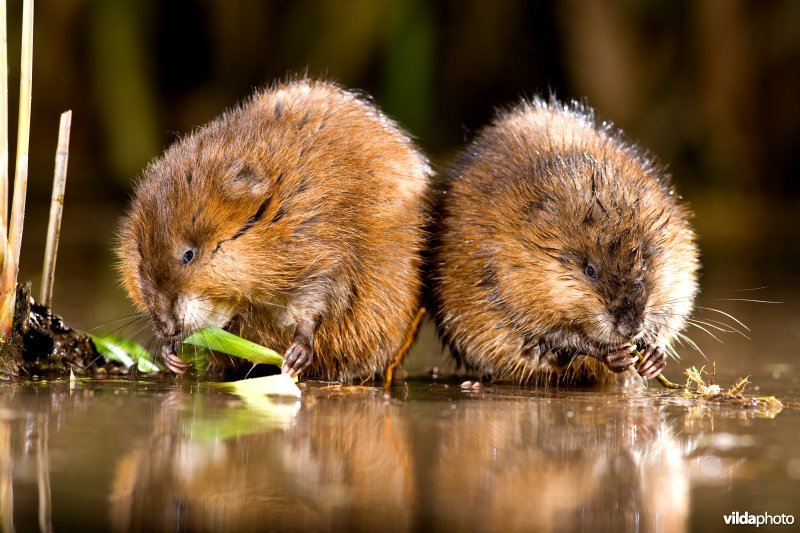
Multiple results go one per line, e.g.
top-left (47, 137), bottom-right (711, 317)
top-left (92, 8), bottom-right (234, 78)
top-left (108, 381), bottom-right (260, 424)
top-left (117, 132), bottom-right (293, 341)
top-left (495, 153), bottom-right (697, 347)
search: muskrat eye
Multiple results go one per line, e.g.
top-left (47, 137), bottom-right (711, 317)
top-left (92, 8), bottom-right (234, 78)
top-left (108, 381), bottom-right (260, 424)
top-left (182, 249), bottom-right (195, 265)
top-left (584, 262), bottom-right (599, 280)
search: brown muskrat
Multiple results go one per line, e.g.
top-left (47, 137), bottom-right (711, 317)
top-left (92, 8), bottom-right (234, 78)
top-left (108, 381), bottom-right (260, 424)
top-left (430, 98), bottom-right (699, 384)
top-left (117, 79), bottom-right (431, 382)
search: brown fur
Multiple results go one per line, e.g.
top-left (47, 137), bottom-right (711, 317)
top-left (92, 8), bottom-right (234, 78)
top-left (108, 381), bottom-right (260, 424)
top-left (430, 99), bottom-right (699, 384)
top-left (117, 79), bottom-right (431, 382)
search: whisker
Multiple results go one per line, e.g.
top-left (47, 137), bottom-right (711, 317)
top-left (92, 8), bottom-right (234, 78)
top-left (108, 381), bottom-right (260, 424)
top-left (88, 312), bottom-right (148, 332)
top-left (95, 315), bottom-right (148, 338)
top-left (688, 317), bottom-right (751, 340)
top-left (710, 298), bottom-right (781, 304)
top-left (714, 286), bottom-right (768, 293)
top-left (645, 318), bottom-right (705, 358)
top-left (648, 310), bottom-right (748, 338)
top-left (143, 334), bottom-right (158, 371)
top-left (647, 295), bottom-right (696, 308)
top-left (685, 321), bottom-right (723, 343)
top-left (694, 306), bottom-right (751, 331)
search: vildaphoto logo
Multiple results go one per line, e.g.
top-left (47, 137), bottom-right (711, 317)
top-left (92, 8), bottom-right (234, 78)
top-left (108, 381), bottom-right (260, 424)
top-left (723, 512), bottom-right (795, 526)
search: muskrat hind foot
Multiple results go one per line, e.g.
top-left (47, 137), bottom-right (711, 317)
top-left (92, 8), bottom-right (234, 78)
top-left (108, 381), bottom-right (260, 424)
top-left (282, 331), bottom-right (313, 377)
top-left (636, 345), bottom-right (666, 379)
top-left (595, 343), bottom-right (637, 373)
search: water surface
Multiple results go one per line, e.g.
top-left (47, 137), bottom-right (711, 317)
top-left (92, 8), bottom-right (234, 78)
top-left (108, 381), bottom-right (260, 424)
top-left (0, 367), bottom-right (797, 532)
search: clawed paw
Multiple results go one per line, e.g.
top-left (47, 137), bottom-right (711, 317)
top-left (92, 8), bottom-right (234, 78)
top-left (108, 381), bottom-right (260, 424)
top-left (282, 335), bottom-right (313, 377)
top-left (599, 343), bottom-right (637, 373)
top-left (636, 344), bottom-right (666, 380)
top-left (162, 344), bottom-right (190, 375)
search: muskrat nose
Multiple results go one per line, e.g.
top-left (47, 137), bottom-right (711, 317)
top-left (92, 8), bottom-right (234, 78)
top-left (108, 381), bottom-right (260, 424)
top-left (613, 307), bottom-right (643, 339)
top-left (616, 322), bottom-right (642, 339)
top-left (614, 316), bottom-right (643, 339)
top-left (153, 315), bottom-right (181, 338)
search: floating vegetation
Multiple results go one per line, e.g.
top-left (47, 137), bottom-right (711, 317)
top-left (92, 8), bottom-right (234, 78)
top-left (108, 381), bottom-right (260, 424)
top-left (218, 374), bottom-right (301, 399)
top-left (631, 347), bottom-right (782, 417)
top-left (681, 364), bottom-right (783, 416)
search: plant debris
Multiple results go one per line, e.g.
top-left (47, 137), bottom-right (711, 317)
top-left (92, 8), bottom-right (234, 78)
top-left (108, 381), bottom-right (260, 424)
top-left (681, 363), bottom-right (783, 414)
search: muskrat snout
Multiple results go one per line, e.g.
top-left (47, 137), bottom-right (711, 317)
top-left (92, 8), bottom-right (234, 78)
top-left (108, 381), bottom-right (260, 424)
top-left (613, 313), bottom-right (643, 340)
top-left (151, 313), bottom-right (181, 339)
top-left (610, 298), bottom-right (645, 340)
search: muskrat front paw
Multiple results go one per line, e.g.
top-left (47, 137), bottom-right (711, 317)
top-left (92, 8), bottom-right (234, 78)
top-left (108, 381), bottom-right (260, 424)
top-left (162, 344), bottom-right (190, 375)
top-left (598, 343), bottom-right (637, 373)
top-left (636, 345), bottom-right (666, 379)
top-left (282, 336), bottom-right (313, 377)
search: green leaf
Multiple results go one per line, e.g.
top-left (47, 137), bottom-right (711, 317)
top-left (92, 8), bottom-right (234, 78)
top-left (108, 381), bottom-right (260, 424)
top-left (218, 374), bottom-right (301, 399)
top-left (89, 333), bottom-right (163, 373)
top-left (177, 344), bottom-right (209, 376)
top-left (183, 325), bottom-right (284, 367)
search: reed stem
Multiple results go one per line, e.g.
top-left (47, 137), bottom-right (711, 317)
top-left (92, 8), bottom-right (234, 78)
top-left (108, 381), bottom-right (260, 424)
top-left (0, 0), bottom-right (32, 341)
top-left (0, 0), bottom-right (33, 334)
top-left (40, 110), bottom-right (71, 308)
top-left (0, 0), bottom-right (8, 231)
top-left (7, 0), bottom-right (33, 267)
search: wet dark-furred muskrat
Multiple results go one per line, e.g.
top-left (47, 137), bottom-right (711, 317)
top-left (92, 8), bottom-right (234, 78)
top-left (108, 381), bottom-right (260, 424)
top-left (118, 79), bottom-right (431, 382)
top-left (430, 98), bottom-right (699, 384)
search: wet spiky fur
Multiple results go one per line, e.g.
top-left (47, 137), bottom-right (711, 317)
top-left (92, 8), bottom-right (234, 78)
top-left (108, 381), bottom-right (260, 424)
top-left (430, 99), bottom-right (699, 384)
top-left (118, 79), bottom-right (431, 382)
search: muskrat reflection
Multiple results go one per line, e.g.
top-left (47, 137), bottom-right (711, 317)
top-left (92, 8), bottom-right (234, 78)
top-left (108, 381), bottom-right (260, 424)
top-left (110, 390), bottom-right (413, 533)
top-left (430, 398), bottom-right (688, 532)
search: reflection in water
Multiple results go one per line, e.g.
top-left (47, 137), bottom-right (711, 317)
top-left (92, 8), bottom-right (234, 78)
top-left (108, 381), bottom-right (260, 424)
top-left (0, 419), bottom-right (13, 532)
top-left (36, 421), bottom-right (53, 533)
top-left (430, 397), bottom-right (687, 532)
top-left (0, 396), bottom-right (53, 533)
top-left (110, 387), bottom-right (414, 532)
top-left (106, 386), bottom-right (689, 533)
top-left (0, 380), bottom-right (794, 532)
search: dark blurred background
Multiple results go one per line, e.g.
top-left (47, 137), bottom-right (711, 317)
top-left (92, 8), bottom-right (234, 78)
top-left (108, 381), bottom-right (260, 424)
top-left (7, 0), bottom-right (800, 369)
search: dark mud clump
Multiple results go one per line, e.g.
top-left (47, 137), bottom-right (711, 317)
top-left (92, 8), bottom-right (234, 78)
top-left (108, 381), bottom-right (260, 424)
top-left (0, 282), bottom-right (125, 379)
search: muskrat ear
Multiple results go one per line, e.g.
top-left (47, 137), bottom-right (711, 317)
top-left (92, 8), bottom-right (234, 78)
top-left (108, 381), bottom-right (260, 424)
top-left (227, 159), bottom-right (270, 198)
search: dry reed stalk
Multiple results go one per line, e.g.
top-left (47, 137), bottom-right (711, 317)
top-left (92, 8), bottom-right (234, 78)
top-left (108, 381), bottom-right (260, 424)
top-left (0, 224), bottom-right (12, 340)
top-left (0, 0), bottom-right (33, 338)
top-left (0, 0), bottom-right (8, 231)
top-left (39, 110), bottom-right (71, 308)
top-left (7, 0), bottom-right (32, 266)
